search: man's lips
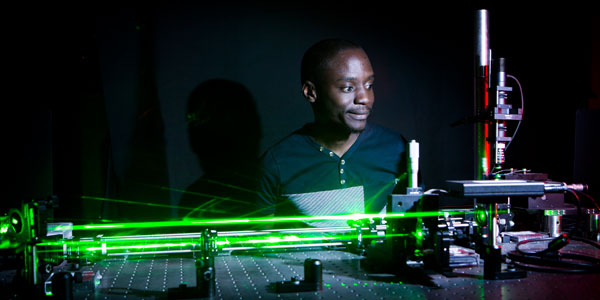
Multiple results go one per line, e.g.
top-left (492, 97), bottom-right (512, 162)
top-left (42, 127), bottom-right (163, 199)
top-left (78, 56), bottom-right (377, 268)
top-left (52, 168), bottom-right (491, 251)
top-left (347, 110), bottom-right (370, 120)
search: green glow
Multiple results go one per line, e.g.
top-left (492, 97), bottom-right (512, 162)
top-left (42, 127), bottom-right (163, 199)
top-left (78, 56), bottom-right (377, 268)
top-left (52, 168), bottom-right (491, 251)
top-left (37, 234), bottom-right (345, 256)
top-left (220, 235), bottom-right (341, 246)
top-left (37, 210), bottom-right (470, 256)
top-left (380, 233), bottom-right (409, 238)
top-left (85, 242), bottom-right (195, 252)
top-left (544, 210), bottom-right (563, 216)
top-left (241, 236), bottom-right (339, 244)
top-left (37, 236), bottom-right (204, 250)
top-left (475, 207), bottom-right (487, 225)
top-left (37, 231), bottom-right (410, 253)
top-left (29, 207), bottom-right (35, 227)
top-left (147, 185), bottom-right (252, 206)
top-left (12, 218), bottom-right (19, 225)
top-left (1, 224), bottom-right (8, 234)
top-left (369, 173), bottom-right (406, 205)
top-left (168, 178), bottom-right (256, 196)
top-left (51, 211), bottom-right (462, 232)
top-left (36, 240), bottom-right (96, 247)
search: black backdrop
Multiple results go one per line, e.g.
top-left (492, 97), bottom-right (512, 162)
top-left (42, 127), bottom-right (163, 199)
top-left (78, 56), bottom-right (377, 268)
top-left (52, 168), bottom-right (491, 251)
top-left (5, 5), bottom-right (598, 222)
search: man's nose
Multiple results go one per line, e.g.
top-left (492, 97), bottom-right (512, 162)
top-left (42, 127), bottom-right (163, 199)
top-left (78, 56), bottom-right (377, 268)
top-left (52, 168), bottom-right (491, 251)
top-left (354, 86), bottom-right (372, 105)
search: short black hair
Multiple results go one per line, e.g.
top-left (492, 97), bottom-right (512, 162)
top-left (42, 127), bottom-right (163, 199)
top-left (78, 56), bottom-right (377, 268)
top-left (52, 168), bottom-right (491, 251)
top-left (300, 39), bottom-right (363, 84)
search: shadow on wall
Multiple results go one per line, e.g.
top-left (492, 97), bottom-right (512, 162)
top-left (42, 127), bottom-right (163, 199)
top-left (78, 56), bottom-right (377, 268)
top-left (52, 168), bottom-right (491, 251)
top-left (179, 79), bottom-right (262, 220)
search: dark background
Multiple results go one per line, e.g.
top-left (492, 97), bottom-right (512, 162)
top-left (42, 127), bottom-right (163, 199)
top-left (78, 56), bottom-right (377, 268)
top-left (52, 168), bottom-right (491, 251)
top-left (5, 4), bottom-right (599, 223)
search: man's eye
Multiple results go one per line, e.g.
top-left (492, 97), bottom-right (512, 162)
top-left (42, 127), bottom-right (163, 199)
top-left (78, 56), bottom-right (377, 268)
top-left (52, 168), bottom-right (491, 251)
top-left (341, 86), bottom-right (354, 92)
top-left (365, 82), bottom-right (374, 90)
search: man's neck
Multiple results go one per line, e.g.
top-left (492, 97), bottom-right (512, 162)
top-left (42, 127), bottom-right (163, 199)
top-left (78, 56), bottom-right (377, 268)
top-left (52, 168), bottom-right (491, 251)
top-left (310, 123), bottom-right (362, 157)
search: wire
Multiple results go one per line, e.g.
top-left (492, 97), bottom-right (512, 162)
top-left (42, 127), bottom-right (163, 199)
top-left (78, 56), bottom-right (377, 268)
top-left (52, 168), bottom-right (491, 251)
top-left (566, 189), bottom-right (583, 237)
top-left (506, 188), bottom-right (600, 273)
top-left (508, 252), bottom-right (600, 273)
top-left (504, 74), bottom-right (524, 152)
top-left (577, 191), bottom-right (600, 210)
top-left (489, 74), bottom-right (524, 174)
top-left (510, 235), bottom-right (600, 273)
top-left (516, 237), bottom-right (562, 256)
top-left (571, 236), bottom-right (600, 250)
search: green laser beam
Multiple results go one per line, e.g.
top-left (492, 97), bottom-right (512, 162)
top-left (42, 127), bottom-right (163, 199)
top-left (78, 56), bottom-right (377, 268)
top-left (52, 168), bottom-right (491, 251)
top-left (35, 228), bottom-right (421, 256)
top-left (85, 242), bottom-right (196, 252)
top-left (81, 196), bottom-right (189, 210)
top-left (48, 211), bottom-right (464, 232)
top-left (219, 235), bottom-right (342, 246)
top-left (49, 205), bottom-right (494, 233)
top-left (37, 235), bottom-right (339, 252)
top-left (368, 173), bottom-right (407, 204)
top-left (81, 195), bottom-right (229, 214)
top-left (36, 237), bottom-right (203, 247)
top-left (51, 213), bottom-right (409, 230)
top-left (185, 197), bottom-right (221, 218)
top-left (197, 177), bottom-right (259, 194)
top-left (143, 184), bottom-right (252, 206)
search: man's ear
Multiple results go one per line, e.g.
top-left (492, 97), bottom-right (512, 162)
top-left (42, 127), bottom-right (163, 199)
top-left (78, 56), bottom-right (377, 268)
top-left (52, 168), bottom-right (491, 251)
top-left (302, 81), bottom-right (317, 103)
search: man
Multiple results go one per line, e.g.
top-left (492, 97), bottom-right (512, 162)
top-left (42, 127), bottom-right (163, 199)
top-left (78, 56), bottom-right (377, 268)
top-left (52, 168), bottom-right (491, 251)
top-left (257, 39), bottom-right (408, 227)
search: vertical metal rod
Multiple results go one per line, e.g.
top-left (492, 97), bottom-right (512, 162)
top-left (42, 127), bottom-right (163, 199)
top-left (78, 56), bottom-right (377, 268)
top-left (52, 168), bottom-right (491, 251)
top-left (475, 9), bottom-right (490, 179)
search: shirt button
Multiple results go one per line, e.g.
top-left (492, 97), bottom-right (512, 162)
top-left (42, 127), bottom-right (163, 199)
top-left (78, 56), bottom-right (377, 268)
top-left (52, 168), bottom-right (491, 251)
top-left (340, 159), bottom-right (345, 165)
top-left (340, 169), bottom-right (344, 174)
top-left (340, 179), bottom-right (346, 185)
top-left (329, 151), bottom-right (334, 157)
top-left (319, 147), bottom-right (324, 152)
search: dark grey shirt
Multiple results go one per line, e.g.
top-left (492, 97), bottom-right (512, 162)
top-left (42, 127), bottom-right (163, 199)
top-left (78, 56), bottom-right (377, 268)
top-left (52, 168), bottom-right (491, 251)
top-left (257, 122), bottom-right (408, 227)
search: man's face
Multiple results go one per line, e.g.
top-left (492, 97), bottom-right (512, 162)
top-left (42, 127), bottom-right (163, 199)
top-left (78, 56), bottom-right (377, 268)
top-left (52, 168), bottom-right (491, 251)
top-left (313, 48), bottom-right (375, 133)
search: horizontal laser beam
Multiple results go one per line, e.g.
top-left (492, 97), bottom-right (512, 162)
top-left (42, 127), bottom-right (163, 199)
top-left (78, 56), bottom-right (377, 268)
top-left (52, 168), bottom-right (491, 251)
top-left (48, 211), bottom-right (464, 232)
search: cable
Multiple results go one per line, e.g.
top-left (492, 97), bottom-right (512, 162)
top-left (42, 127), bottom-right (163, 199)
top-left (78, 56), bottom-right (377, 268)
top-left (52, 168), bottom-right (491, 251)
top-left (504, 74), bottom-right (524, 152)
top-left (567, 189), bottom-right (583, 237)
top-left (506, 189), bottom-right (600, 273)
top-left (489, 74), bottom-right (524, 174)
top-left (577, 191), bottom-right (600, 210)
top-left (509, 235), bottom-right (600, 273)
top-left (516, 237), bottom-right (565, 256)
top-left (571, 236), bottom-right (600, 250)
top-left (508, 252), bottom-right (600, 273)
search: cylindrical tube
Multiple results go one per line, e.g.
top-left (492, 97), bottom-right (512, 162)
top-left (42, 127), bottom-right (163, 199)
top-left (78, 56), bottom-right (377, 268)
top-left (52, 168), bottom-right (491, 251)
top-left (475, 10), bottom-right (489, 68)
top-left (586, 210), bottom-right (599, 242)
top-left (304, 258), bottom-right (322, 289)
top-left (498, 57), bottom-right (506, 88)
top-left (51, 272), bottom-right (74, 300)
top-left (544, 215), bottom-right (561, 237)
top-left (409, 140), bottom-right (419, 189)
top-left (475, 9), bottom-right (490, 179)
top-left (196, 257), bottom-right (215, 297)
